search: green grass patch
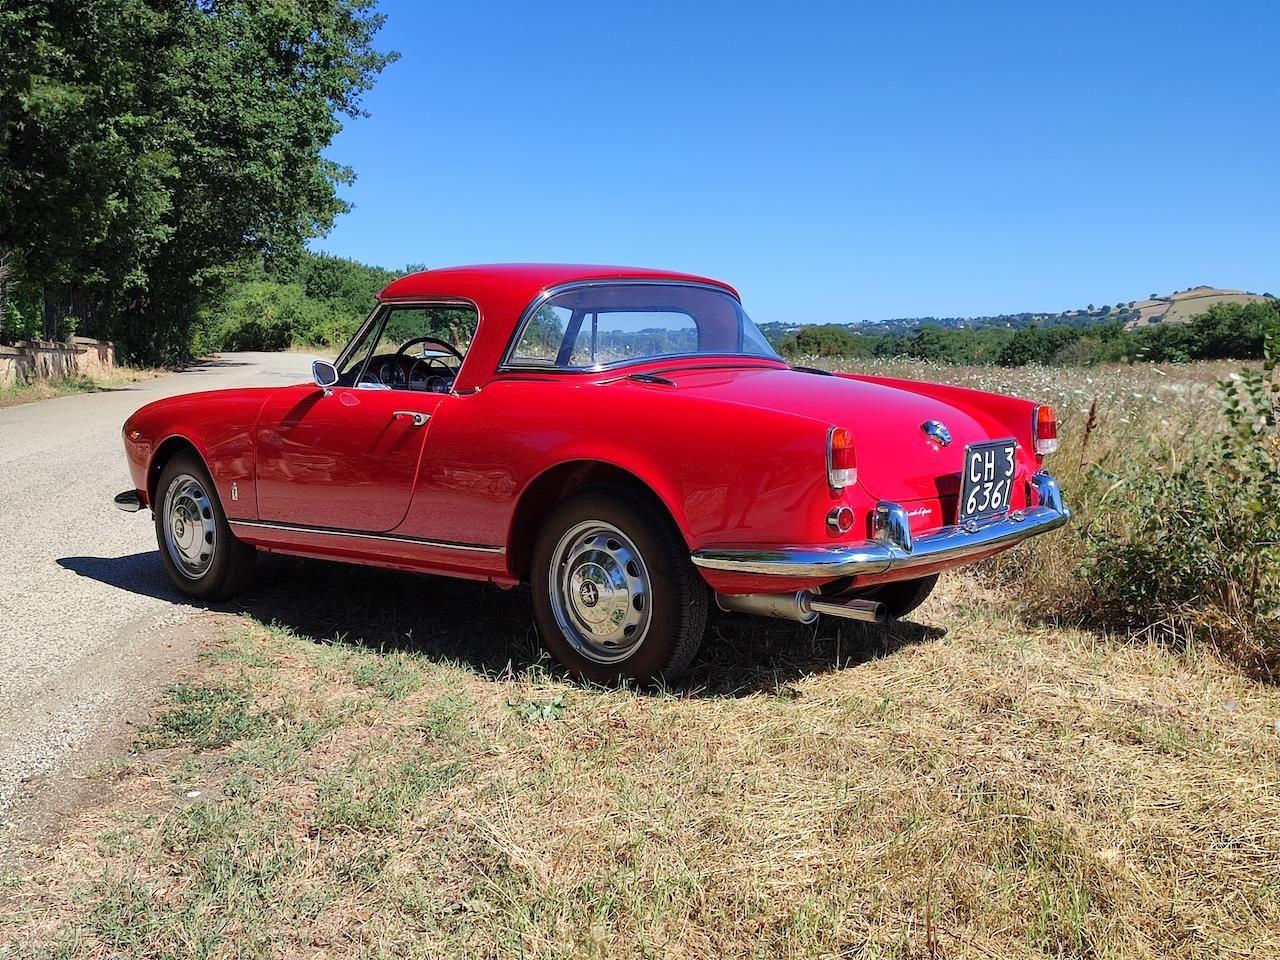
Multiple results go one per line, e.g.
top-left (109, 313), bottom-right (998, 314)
top-left (141, 679), bottom-right (269, 750)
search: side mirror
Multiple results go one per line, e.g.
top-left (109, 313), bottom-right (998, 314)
top-left (312, 359), bottom-right (339, 392)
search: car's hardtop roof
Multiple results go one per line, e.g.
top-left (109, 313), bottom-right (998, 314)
top-left (374, 264), bottom-right (744, 393)
top-left (377, 263), bottom-right (739, 304)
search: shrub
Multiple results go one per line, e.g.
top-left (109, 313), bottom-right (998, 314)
top-left (209, 281), bottom-right (308, 352)
top-left (1, 297), bottom-right (42, 344)
top-left (1082, 337), bottom-right (1280, 675)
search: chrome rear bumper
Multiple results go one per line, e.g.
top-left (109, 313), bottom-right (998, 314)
top-left (691, 472), bottom-right (1070, 579)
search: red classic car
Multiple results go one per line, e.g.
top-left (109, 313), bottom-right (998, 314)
top-left (116, 264), bottom-right (1069, 682)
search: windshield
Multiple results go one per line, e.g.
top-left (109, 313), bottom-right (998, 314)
top-left (506, 282), bottom-right (780, 369)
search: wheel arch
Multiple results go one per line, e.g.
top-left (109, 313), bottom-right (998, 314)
top-left (506, 459), bottom-right (687, 583)
top-left (147, 435), bottom-right (205, 506)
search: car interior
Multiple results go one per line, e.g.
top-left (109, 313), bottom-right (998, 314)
top-left (336, 304), bottom-right (477, 392)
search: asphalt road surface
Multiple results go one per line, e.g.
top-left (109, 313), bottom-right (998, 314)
top-left (0, 352), bottom-right (312, 822)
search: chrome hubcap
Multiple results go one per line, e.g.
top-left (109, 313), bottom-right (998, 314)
top-left (549, 520), bottom-right (651, 663)
top-left (163, 474), bottom-right (216, 580)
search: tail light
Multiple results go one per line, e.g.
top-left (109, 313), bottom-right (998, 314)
top-left (827, 426), bottom-right (856, 489)
top-left (1033, 404), bottom-right (1058, 456)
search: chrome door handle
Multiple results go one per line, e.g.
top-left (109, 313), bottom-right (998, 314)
top-left (391, 410), bottom-right (430, 427)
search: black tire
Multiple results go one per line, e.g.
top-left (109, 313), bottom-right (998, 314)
top-left (531, 486), bottom-right (708, 684)
top-left (153, 452), bottom-right (256, 601)
top-left (867, 574), bottom-right (939, 620)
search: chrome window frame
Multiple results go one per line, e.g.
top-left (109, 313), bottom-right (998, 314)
top-left (498, 279), bottom-right (782, 374)
top-left (333, 304), bottom-right (384, 375)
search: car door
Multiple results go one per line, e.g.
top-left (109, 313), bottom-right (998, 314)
top-left (253, 301), bottom-right (475, 532)
top-left (254, 384), bottom-right (444, 532)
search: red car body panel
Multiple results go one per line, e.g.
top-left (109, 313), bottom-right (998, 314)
top-left (123, 264), bottom-right (1057, 598)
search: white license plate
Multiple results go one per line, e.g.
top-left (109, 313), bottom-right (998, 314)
top-left (960, 439), bottom-right (1016, 522)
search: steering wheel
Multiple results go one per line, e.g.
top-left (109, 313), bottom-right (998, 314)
top-left (395, 336), bottom-right (464, 363)
top-left (395, 335), bottom-right (463, 393)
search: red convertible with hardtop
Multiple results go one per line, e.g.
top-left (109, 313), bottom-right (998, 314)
top-left (117, 263), bottom-right (1069, 682)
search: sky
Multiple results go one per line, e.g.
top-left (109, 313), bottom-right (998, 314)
top-left (315, 0), bottom-right (1280, 325)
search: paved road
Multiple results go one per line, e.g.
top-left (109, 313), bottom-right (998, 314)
top-left (0, 352), bottom-right (312, 819)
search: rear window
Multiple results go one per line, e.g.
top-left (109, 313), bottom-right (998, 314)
top-left (507, 283), bottom-right (779, 369)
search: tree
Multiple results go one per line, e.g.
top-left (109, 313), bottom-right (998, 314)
top-left (0, 0), bottom-right (395, 362)
top-left (1189, 300), bottom-right (1280, 359)
top-left (775, 324), bottom-right (873, 358)
top-left (205, 251), bottom-right (400, 351)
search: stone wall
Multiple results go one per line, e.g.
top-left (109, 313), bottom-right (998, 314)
top-left (0, 337), bottom-right (116, 388)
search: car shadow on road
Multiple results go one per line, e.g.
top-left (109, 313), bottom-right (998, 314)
top-left (57, 552), bottom-right (943, 697)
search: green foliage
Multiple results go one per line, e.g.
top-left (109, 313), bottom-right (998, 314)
top-left (518, 305), bottom-right (569, 356)
top-left (1, 295), bottom-right (41, 343)
top-left (0, 0), bottom-right (395, 363)
top-left (209, 280), bottom-right (309, 352)
top-left (506, 695), bottom-right (566, 724)
top-left (1081, 337), bottom-right (1280, 674)
top-left (771, 299), bottom-right (1280, 368)
top-left (775, 324), bottom-right (873, 358)
top-left (204, 250), bottom-right (398, 352)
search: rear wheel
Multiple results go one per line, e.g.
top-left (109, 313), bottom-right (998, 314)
top-left (154, 452), bottom-right (255, 601)
top-left (531, 487), bottom-right (707, 684)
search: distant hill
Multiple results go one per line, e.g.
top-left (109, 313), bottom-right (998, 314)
top-left (1124, 286), bottom-right (1273, 329)
top-left (756, 284), bottom-right (1275, 341)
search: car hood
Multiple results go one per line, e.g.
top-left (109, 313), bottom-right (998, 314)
top-left (641, 365), bottom-right (1004, 502)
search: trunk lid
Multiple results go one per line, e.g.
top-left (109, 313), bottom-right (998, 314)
top-left (644, 365), bottom-right (1001, 504)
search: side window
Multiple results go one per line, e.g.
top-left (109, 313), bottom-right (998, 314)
top-left (337, 303), bottom-right (478, 390)
top-left (511, 305), bottom-right (571, 365)
top-left (367, 305), bottom-right (477, 359)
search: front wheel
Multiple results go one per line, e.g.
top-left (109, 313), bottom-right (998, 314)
top-left (154, 452), bottom-right (256, 601)
top-left (531, 487), bottom-right (708, 684)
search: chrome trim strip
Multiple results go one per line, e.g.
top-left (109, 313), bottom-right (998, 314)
top-left (334, 304), bottom-right (384, 376)
top-left (691, 472), bottom-right (1069, 578)
top-left (228, 518), bottom-right (505, 554)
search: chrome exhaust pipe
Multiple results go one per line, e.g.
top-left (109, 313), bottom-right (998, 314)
top-left (716, 590), bottom-right (817, 624)
top-left (716, 591), bottom-right (886, 625)
top-left (809, 597), bottom-right (887, 624)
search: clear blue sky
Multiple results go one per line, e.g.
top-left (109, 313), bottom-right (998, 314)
top-left (315, 0), bottom-right (1280, 324)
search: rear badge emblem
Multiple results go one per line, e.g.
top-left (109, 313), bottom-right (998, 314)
top-left (922, 419), bottom-right (952, 447)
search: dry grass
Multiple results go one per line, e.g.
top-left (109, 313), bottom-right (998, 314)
top-left (3, 359), bottom-right (1278, 958)
top-left (0, 367), bottom-right (160, 408)
top-left (2, 576), bottom-right (1279, 957)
